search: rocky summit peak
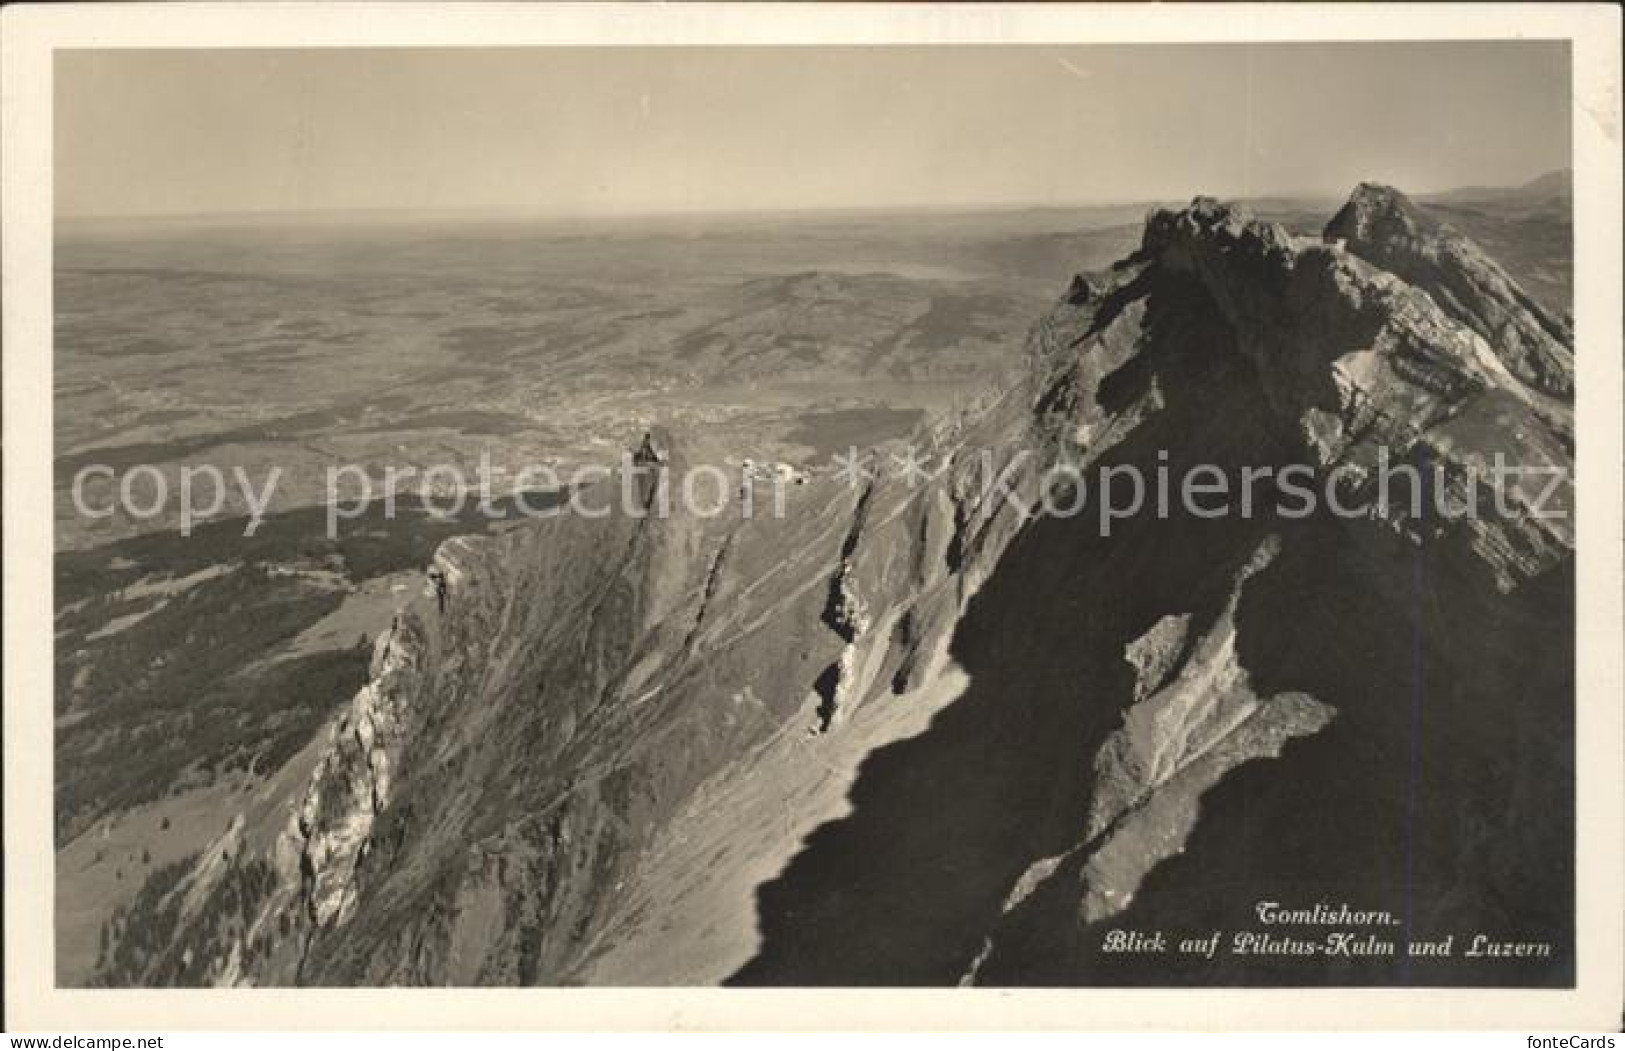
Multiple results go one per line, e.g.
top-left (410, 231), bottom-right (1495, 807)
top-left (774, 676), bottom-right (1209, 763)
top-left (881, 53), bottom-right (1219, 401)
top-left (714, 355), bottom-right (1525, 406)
top-left (1138, 195), bottom-right (1294, 269)
top-left (1322, 181), bottom-right (1573, 397)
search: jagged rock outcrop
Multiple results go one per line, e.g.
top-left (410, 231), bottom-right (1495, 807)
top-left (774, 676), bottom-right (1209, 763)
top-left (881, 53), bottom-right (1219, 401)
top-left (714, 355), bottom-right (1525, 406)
top-left (101, 183), bottom-right (1575, 990)
top-left (258, 418), bottom-right (1028, 984)
top-left (982, 536), bottom-right (1334, 952)
top-left (1325, 182), bottom-right (1574, 398)
top-left (290, 612), bottom-right (429, 928)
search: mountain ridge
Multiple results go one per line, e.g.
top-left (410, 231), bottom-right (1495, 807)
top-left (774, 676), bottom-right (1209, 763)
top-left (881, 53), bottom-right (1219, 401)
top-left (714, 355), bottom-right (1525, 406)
top-left (81, 182), bottom-right (1575, 988)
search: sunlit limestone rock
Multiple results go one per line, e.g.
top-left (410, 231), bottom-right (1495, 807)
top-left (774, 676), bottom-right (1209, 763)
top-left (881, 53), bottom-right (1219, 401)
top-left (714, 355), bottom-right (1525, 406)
top-left (290, 615), bottom-right (426, 928)
top-left (108, 182), bottom-right (1575, 989)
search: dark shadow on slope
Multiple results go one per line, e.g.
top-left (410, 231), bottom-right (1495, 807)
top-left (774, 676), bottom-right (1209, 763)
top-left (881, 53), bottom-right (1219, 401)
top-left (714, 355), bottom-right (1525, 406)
top-left (729, 272), bottom-right (1296, 985)
top-left (731, 259), bottom-right (1575, 987)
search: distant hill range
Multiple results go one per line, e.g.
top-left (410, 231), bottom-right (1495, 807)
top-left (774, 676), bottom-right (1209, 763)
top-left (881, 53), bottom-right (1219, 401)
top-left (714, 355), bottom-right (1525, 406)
top-left (1425, 167), bottom-right (1573, 205)
top-left (1416, 169), bottom-right (1573, 317)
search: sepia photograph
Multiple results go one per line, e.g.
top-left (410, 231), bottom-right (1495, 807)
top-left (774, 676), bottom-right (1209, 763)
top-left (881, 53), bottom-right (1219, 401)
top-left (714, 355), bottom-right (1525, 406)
top-left (4, 1), bottom-right (1621, 1035)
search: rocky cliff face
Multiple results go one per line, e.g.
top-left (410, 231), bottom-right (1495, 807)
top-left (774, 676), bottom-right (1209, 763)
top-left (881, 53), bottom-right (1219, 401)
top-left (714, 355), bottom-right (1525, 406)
top-left (96, 184), bottom-right (1574, 988)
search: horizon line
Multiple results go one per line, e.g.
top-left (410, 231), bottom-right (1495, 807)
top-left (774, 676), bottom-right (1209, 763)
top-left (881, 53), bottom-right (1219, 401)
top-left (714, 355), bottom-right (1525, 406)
top-left (55, 167), bottom-right (1571, 230)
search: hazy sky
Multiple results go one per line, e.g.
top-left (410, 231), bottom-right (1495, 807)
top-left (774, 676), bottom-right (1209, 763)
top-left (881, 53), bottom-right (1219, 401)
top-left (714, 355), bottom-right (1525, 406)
top-left (56, 42), bottom-right (1571, 219)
